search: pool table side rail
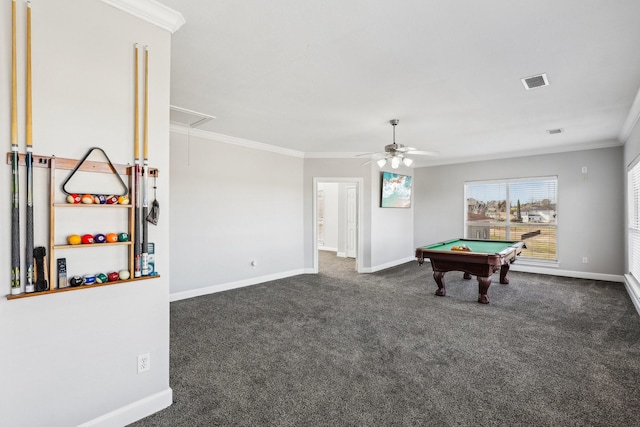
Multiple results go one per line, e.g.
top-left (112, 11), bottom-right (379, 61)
top-left (415, 240), bottom-right (526, 265)
top-left (416, 250), bottom-right (519, 268)
top-left (417, 239), bottom-right (525, 255)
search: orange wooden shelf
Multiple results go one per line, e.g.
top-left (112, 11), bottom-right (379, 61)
top-left (7, 275), bottom-right (160, 300)
top-left (5, 152), bottom-right (159, 301)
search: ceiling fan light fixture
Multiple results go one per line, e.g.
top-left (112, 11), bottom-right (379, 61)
top-left (391, 156), bottom-right (401, 169)
top-left (366, 118), bottom-right (435, 169)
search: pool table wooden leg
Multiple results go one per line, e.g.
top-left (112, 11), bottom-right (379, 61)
top-left (477, 276), bottom-right (491, 304)
top-left (499, 264), bottom-right (510, 284)
top-left (433, 271), bottom-right (446, 297)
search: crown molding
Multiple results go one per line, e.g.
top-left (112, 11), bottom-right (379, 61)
top-left (620, 86), bottom-right (640, 143)
top-left (172, 124), bottom-right (620, 166)
top-left (100, 0), bottom-right (185, 33)
top-left (170, 124), bottom-right (305, 158)
top-left (414, 138), bottom-right (623, 168)
top-left (170, 123), bottom-right (366, 159)
top-left (304, 152), bottom-right (367, 159)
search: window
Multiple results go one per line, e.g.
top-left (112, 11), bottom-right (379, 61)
top-left (465, 177), bottom-right (558, 261)
top-left (628, 160), bottom-right (640, 279)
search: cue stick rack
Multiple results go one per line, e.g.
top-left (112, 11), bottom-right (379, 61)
top-left (5, 152), bottom-right (160, 300)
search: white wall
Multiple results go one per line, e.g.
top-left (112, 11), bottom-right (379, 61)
top-left (303, 159), bottom-right (372, 269)
top-left (371, 166), bottom-right (415, 269)
top-left (414, 146), bottom-right (624, 277)
top-left (303, 158), bottom-right (415, 272)
top-left (0, 1), bottom-right (173, 425)
top-left (169, 130), bottom-right (304, 299)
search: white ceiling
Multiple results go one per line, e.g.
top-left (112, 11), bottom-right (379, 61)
top-left (160, 0), bottom-right (640, 166)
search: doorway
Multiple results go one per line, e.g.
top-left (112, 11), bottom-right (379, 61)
top-left (313, 178), bottom-right (363, 273)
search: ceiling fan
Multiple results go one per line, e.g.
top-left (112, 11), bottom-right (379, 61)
top-left (361, 119), bottom-right (438, 168)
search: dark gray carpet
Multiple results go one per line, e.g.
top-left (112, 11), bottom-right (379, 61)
top-left (132, 251), bottom-right (640, 426)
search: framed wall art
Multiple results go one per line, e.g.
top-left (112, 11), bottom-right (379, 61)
top-left (381, 172), bottom-right (412, 208)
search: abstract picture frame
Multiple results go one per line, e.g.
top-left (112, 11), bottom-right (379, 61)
top-left (380, 172), bottom-right (412, 208)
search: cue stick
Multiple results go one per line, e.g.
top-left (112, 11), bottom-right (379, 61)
top-left (24, 1), bottom-right (34, 293)
top-left (10, 0), bottom-right (21, 295)
top-left (141, 46), bottom-right (149, 276)
top-left (133, 44), bottom-right (141, 278)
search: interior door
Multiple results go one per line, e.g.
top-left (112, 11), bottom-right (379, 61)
top-left (346, 186), bottom-right (357, 258)
top-left (317, 190), bottom-right (325, 246)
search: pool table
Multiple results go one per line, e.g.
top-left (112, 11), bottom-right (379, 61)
top-left (415, 238), bottom-right (526, 304)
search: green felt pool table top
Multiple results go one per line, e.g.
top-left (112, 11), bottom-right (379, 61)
top-left (418, 239), bottom-right (523, 255)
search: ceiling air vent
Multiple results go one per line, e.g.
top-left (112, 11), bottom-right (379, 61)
top-left (546, 128), bottom-right (563, 135)
top-left (521, 73), bottom-right (549, 90)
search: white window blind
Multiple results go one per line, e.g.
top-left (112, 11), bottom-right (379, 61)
top-left (628, 162), bottom-right (640, 279)
top-left (465, 177), bottom-right (558, 261)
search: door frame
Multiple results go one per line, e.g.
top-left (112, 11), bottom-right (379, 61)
top-left (345, 185), bottom-right (357, 258)
top-left (312, 177), bottom-right (364, 273)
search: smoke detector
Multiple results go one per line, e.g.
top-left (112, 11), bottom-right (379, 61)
top-left (521, 73), bottom-right (549, 90)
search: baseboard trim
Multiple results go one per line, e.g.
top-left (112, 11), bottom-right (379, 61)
top-left (171, 263), bottom-right (626, 302)
top-left (624, 274), bottom-right (640, 316)
top-left (78, 388), bottom-right (172, 427)
top-left (361, 256), bottom-right (415, 273)
top-left (170, 269), bottom-right (306, 302)
top-left (510, 264), bottom-right (624, 283)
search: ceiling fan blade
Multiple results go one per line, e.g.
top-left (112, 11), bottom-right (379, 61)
top-left (405, 150), bottom-right (439, 156)
top-left (356, 152), bottom-right (388, 160)
top-left (396, 146), bottom-right (416, 152)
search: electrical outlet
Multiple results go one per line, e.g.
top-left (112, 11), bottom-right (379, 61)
top-left (582, 257), bottom-right (588, 264)
top-left (138, 353), bottom-right (150, 374)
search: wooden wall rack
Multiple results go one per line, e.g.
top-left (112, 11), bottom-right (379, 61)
top-left (6, 152), bottom-right (159, 300)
